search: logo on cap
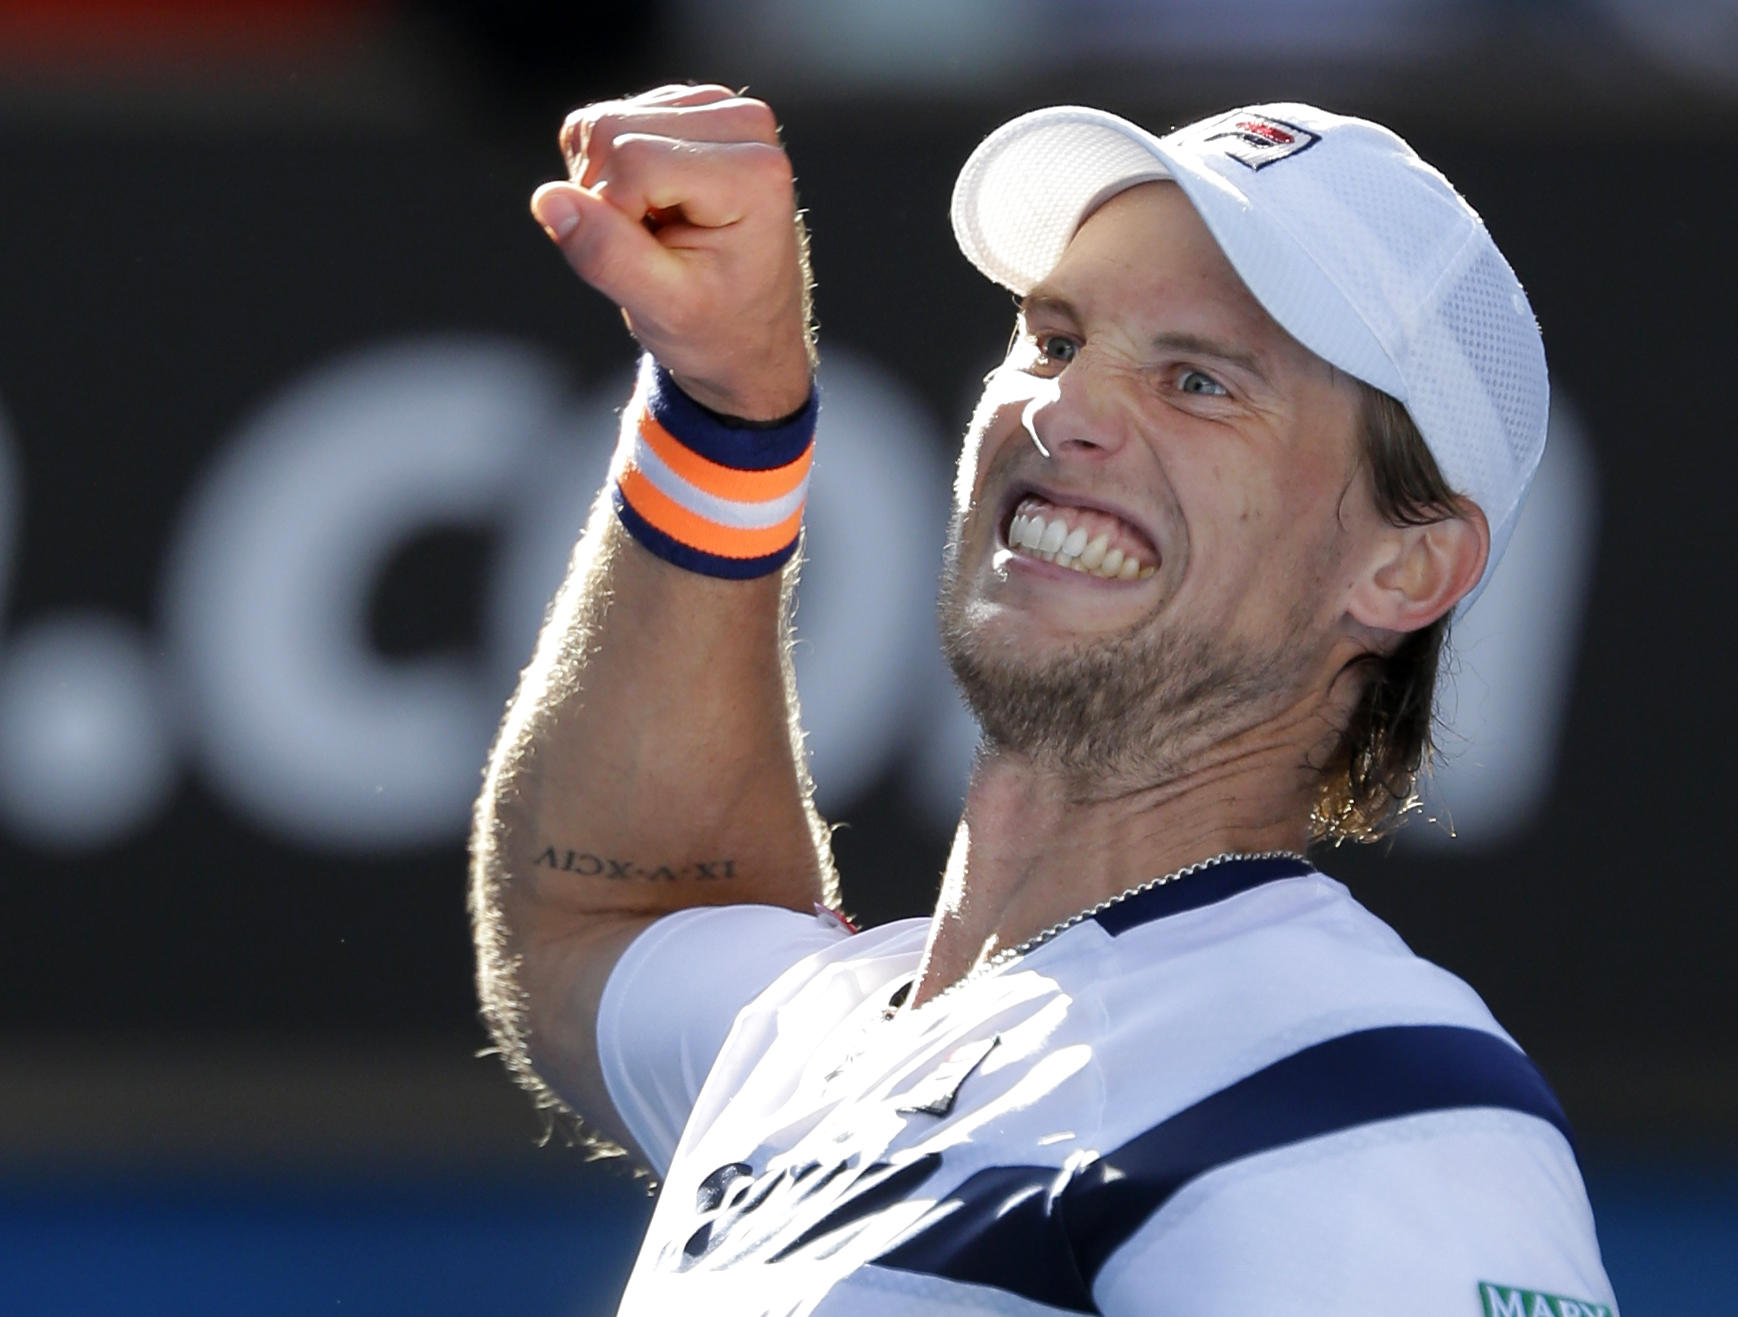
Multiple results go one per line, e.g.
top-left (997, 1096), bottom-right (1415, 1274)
top-left (1189, 112), bottom-right (1320, 171)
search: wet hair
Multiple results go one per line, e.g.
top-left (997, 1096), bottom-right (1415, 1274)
top-left (1312, 385), bottom-right (1464, 843)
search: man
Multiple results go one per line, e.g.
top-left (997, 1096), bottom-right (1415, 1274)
top-left (471, 85), bottom-right (1616, 1315)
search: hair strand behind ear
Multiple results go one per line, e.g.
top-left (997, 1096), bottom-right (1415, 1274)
top-left (1313, 385), bottom-right (1460, 844)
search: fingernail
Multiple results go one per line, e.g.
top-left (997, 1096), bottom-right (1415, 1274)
top-left (533, 188), bottom-right (581, 240)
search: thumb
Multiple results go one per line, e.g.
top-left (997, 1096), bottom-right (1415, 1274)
top-left (531, 181), bottom-right (678, 314)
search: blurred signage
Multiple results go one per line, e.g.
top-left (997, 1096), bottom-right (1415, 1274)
top-left (0, 335), bottom-right (1594, 855)
top-left (0, 338), bottom-right (961, 852)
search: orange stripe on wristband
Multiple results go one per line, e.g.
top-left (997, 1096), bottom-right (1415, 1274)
top-left (617, 466), bottom-right (806, 560)
top-left (636, 408), bottom-right (813, 505)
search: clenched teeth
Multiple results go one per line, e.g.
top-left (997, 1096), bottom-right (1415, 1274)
top-left (1007, 498), bottom-right (1156, 579)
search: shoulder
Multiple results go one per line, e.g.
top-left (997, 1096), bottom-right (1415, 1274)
top-left (1078, 871), bottom-right (1517, 1113)
top-left (1072, 870), bottom-right (1575, 1183)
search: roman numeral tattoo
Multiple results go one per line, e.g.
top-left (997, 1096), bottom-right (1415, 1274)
top-left (532, 847), bottom-right (737, 880)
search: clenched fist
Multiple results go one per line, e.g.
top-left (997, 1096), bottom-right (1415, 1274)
top-left (531, 84), bottom-right (813, 422)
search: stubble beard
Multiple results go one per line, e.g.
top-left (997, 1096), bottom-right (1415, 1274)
top-left (936, 522), bottom-right (1308, 791)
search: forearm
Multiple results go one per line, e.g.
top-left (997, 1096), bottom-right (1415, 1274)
top-left (489, 501), bottom-right (830, 903)
top-left (471, 500), bottom-right (833, 1126)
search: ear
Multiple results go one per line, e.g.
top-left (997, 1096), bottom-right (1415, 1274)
top-left (1347, 500), bottom-right (1491, 634)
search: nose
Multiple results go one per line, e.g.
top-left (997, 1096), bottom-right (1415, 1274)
top-left (1024, 352), bottom-right (1130, 460)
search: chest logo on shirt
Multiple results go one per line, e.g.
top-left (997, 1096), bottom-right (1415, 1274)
top-left (1481, 1282), bottom-right (1615, 1317)
top-left (667, 1033), bottom-right (1005, 1275)
top-left (896, 1036), bottom-right (999, 1117)
top-left (674, 1151), bottom-right (941, 1273)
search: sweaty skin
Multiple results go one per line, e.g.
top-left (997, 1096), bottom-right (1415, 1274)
top-left (469, 88), bottom-right (1487, 1156)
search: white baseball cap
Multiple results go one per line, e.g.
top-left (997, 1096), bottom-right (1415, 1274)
top-left (950, 103), bottom-right (1549, 610)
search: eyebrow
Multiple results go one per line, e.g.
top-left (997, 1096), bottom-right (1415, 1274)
top-left (1018, 292), bottom-right (1079, 323)
top-left (1019, 296), bottom-right (1272, 388)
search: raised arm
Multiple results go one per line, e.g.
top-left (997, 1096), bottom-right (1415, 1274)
top-left (469, 86), bottom-right (835, 1159)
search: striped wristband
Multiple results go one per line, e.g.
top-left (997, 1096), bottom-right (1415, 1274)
top-left (610, 354), bottom-right (817, 579)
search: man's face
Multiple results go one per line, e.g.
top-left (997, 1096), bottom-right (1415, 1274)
top-left (940, 181), bottom-right (1377, 784)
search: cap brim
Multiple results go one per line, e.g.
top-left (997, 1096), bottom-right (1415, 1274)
top-left (951, 107), bottom-right (1177, 296)
top-left (952, 106), bottom-right (1406, 400)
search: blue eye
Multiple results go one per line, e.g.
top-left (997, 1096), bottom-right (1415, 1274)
top-left (1042, 336), bottom-right (1077, 363)
top-left (1178, 369), bottom-right (1227, 396)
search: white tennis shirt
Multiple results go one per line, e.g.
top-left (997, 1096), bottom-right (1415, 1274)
top-left (597, 857), bottom-right (1617, 1316)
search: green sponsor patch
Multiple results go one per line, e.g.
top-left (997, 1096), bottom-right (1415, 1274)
top-left (1481, 1281), bottom-right (1615, 1317)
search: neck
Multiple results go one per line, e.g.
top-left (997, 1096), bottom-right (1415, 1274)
top-left (909, 721), bottom-right (1320, 1007)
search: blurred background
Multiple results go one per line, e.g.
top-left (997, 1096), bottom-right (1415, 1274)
top-left (0, 0), bottom-right (1732, 1311)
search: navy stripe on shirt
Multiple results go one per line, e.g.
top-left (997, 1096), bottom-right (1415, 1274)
top-left (874, 1024), bottom-right (1576, 1314)
top-left (1091, 855), bottom-right (1317, 937)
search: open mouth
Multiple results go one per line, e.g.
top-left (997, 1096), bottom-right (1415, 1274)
top-left (1002, 494), bottom-right (1158, 580)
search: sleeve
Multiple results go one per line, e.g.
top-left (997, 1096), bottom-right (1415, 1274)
top-left (1091, 1109), bottom-right (1618, 1317)
top-left (596, 903), bottom-right (849, 1174)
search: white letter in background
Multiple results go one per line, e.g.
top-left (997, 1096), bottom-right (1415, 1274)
top-left (0, 407), bottom-right (178, 851)
top-left (165, 339), bottom-right (564, 850)
top-left (489, 349), bottom-right (953, 815)
top-left (1411, 402), bottom-right (1600, 847)
top-left (0, 613), bottom-right (178, 851)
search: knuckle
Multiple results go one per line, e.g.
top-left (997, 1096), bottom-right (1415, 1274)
top-left (561, 100), bottom-right (624, 163)
top-left (745, 142), bottom-right (794, 184)
top-left (606, 134), bottom-right (660, 176)
top-left (560, 104), bottom-right (590, 135)
top-left (730, 98), bottom-right (779, 139)
top-left (582, 110), bottom-right (626, 154)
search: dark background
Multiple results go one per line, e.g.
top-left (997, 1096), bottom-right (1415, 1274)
top-left (0, 1), bottom-right (1733, 1312)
